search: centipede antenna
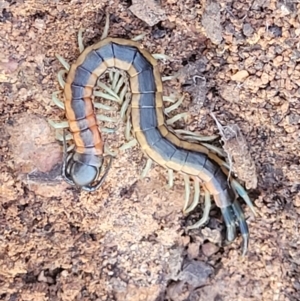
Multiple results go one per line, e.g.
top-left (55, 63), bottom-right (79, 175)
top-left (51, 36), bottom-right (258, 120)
top-left (61, 129), bottom-right (75, 186)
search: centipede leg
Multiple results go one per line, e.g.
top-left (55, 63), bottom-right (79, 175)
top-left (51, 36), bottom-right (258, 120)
top-left (96, 114), bottom-right (118, 123)
top-left (96, 81), bottom-right (121, 102)
top-left (55, 54), bottom-right (70, 71)
top-left (119, 139), bottom-right (137, 150)
top-left (175, 129), bottom-right (219, 143)
top-left (120, 94), bottom-right (131, 121)
top-left (141, 158), bottom-right (153, 178)
top-left (55, 131), bottom-right (73, 142)
top-left (125, 117), bottom-right (132, 141)
top-left (231, 200), bottom-right (249, 256)
top-left (48, 120), bottom-right (69, 129)
top-left (184, 178), bottom-right (200, 214)
top-left (166, 113), bottom-right (188, 125)
top-left (163, 96), bottom-right (177, 103)
top-left (131, 33), bottom-right (147, 41)
top-left (94, 89), bottom-right (120, 103)
top-left (119, 84), bottom-right (129, 107)
top-left (187, 190), bottom-right (211, 229)
top-left (78, 28), bottom-right (85, 53)
top-left (94, 102), bottom-right (116, 111)
top-left (162, 72), bottom-right (180, 82)
top-left (164, 95), bottom-right (185, 114)
top-left (152, 53), bottom-right (171, 62)
top-left (110, 70), bottom-right (120, 90)
top-left (220, 206), bottom-right (237, 243)
top-left (182, 174), bottom-right (191, 212)
top-left (200, 143), bottom-right (227, 158)
top-left (104, 145), bottom-right (117, 157)
top-left (114, 74), bottom-right (125, 95)
top-left (231, 179), bottom-right (257, 216)
top-left (57, 70), bottom-right (67, 89)
top-left (167, 169), bottom-right (174, 188)
top-left (52, 91), bottom-right (65, 109)
top-left (101, 14), bottom-right (110, 40)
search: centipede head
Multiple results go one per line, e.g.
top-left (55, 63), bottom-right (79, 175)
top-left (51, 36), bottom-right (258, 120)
top-left (70, 159), bottom-right (101, 187)
top-left (62, 151), bottom-right (113, 192)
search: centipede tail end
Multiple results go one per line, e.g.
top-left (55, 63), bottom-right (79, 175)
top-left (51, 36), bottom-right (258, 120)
top-left (221, 201), bottom-right (249, 256)
top-left (232, 200), bottom-right (249, 256)
top-left (221, 206), bottom-right (237, 243)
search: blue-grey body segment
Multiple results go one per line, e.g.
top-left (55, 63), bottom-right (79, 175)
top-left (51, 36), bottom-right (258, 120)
top-left (131, 51), bottom-right (153, 74)
top-left (70, 98), bottom-right (90, 120)
top-left (71, 85), bottom-right (91, 99)
top-left (95, 43), bottom-right (114, 61)
top-left (79, 128), bottom-right (96, 148)
top-left (169, 149), bottom-right (189, 169)
top-left (112, 44), bottom-right (137, 66)
top-left (213, 168), bottom-right (229, 190)
top-left (72, 66), bottom-right (92, 87)
top-left (73, 153), bottom-right (103, 167)
top-left (152, 137), bottom-right (177, 161)
top-left (184, 152), bottom-right (207, 171)
top-left (142, 128), bottom-right (162, 146)
top-left (203, 157), bottom-right (219, 176)
top-left (139, 107), bottom-right (158, 130)
top-left (132, 69), bottom-right (156, 93)
top-left (80, 50), bottom-right (104, 73)
top-left (135, 93), bottom-right (157, 108)
top-left (73, 118), bottom-right (91, 132)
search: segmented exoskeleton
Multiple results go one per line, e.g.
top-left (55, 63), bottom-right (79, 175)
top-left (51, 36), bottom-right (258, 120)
top-left (49, 15), bottom-right (256, 255)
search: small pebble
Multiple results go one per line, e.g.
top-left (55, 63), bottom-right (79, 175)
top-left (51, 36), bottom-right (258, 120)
top-left (243, 23), bottom-right (254, 37)
top-left (202, 242), bottom-right (220, 257)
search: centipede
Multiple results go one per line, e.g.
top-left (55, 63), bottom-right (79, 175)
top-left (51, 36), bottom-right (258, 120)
top-left (49, 16), bottom-right (256, 255)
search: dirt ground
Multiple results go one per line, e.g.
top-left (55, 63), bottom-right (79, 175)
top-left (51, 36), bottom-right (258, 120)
top-left (1, 0), bottom-right (300, 300)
